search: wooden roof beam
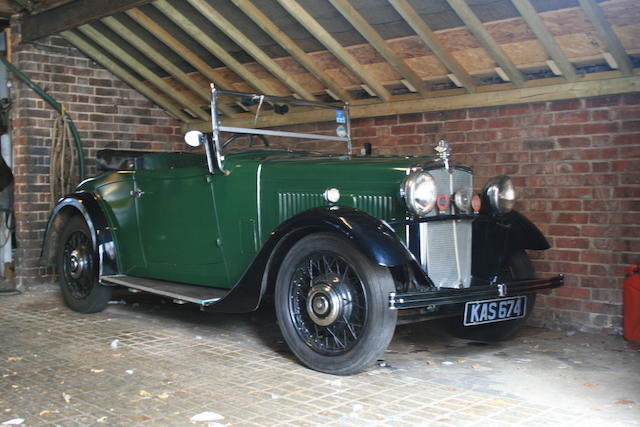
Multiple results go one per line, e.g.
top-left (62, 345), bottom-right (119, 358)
top-left (186, 0), bottom-right (316, 101)
top-left (77, 24), bottom-right (211, 121)
top-left (231, 0), bottom-right (352, 102)
top-left (447, 0), bottom-right (525, 87)
top-left (101, 16), bottom-right (236, 118)
top-left (276, 0), bottom-right (392, 101)
top-left (125, 8), bottom-right (236, 92)
top-left (511, 0), bottom-right (577, 82)
top-left (22, 0), bottom-right (154, 42)
top-left (578, 0), bottom-right (633, 76)
top-left (61, 30), bottom-right (193, 123)
top-left (328, 0), bottom-right (431, 97)
top-left (186, 74), bottom-right (640, 131)
top-left (388, 0), bottom-right (475, 93)
top-left (153, 0), bottom-right (279, 96)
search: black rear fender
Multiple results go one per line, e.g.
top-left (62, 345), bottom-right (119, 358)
top-left (41, 193), bottom-right (118, 276)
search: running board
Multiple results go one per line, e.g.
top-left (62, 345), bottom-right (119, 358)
top-left (100, 275), bottom-right (229, 306)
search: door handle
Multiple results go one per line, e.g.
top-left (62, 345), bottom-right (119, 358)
top-left (130, 189), bottom-right (144, 198)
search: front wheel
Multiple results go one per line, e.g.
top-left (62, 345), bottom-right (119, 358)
top-left (275, 233), bottom-right (397, 375)
top-left (443, 249), bottom-right (536, 341)
top-left (56, 215), bottom-right (111, 313)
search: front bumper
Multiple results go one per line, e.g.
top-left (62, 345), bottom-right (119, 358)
top-left (389, 275), bottom-right (564, 310)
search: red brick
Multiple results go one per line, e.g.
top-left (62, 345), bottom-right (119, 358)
top-left (583, 122), bottom-right (619, 134)
top-left (549, 124), bottom-right (582, 136)
top-left (586, 95), bottom-right (622, 108)
top-left (549, 99), bottom-right (582, 111)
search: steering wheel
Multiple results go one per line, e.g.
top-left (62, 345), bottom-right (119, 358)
top-left (222, 133), bottom-right (270, 149)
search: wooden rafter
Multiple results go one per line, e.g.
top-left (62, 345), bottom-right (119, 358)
top-left (511, 0), bottom-right (577, 81)
top-left (153, 0), bottom-right (279, 96)
top-left (388, 0), bottom-right (476, 93)
top-left (101, 16), bottom-right (235, 118)
top-left (447, 0), bottom-right (524, 87)
top-left (22, 0), bottom-right (154, 42)
top-left (101, 17), bottom-right (208, 104)
top-left (77, 24), bottom-right (211, 121)
top-left (276, 0), bottom-right (391, 101)
top-left (125, 8), bottom-right (236, 91)
top-left (61, 30), bottom-right (193, 123)
top-left (186, 0), bottom-right (316, 101)
top-left (230, 0), bottom-right (352, 102)
top-left (578, 0), bottom-right (633, 76)
top-left (187, 73), bottom-right (640, 131)
top-left (328, 0), bottom-right (430, 97)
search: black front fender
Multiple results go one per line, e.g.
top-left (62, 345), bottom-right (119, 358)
top-left (206, 206), bottom-right (415, 313)
top-left (41, 192), bottom-right (118, 276)
top-left (472, 210), bottom-right (550, 280)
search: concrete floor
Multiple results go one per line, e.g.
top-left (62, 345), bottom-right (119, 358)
top-left (1, 286), bottom-right (639, 426)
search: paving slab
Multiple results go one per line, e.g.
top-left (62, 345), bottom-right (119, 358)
top-left (0, 287), bottom-right (638, 426)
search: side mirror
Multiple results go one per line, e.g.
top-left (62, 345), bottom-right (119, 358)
top-left (184, 130), bottom-right (204, 147)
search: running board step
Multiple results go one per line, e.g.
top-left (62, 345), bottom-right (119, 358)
top-left (100, 275), bottom-right (229, 306)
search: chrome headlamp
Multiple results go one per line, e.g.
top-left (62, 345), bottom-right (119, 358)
top-left (401, 170), bottom-right (437, 216)
top-left (483, 175), bottom-right (516, 214)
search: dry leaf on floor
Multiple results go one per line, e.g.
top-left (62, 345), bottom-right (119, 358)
top-left (157, 393), bottom-right (170, 399)
top-left (62, 393), bottom-right (71, 404)
top-left (426, 360), bottom-right (438, 365)
top-left (139, 390), bottom-right (150, 397)
top-left (96, 416), bottom-right (107, 423)
top-left (457, 360), bottom-right (466, 363)
top-left (7, 357), bottom-right (22, 362)
top-left (615, 400), bottom-right (634, 405)
top-left (472, 364), bottom-right (481, 369)
top-left (584, 383), bottom-right (596, 387)
top-left (90, 369), bottom-right (104, 373)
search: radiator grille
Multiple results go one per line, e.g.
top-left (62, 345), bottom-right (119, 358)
top-left (412, 167), bottom-right (473, 288)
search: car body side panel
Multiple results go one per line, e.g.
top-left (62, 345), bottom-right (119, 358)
top-left (133, 166), bottom-right (228, 287)
top-left (91, 171), bottom-right (144, 274)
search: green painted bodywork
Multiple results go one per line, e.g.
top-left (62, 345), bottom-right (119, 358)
top-left (78, 150), bottom-right (427, 288)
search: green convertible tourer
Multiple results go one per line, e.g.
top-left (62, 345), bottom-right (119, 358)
top-left (42, 88), bottom-right (563, 375)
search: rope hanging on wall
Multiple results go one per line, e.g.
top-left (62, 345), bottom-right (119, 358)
top-left (49, 107), bottom-right (79, 203)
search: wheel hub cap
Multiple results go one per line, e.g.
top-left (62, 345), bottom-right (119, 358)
top-left (306, 274), bottom-right (353, 327)
top-left (68, 248), bottom-right (88, 280)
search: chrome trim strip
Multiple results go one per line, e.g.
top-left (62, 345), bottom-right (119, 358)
top-left (419, 222), bottom-right (428, 268)
top-left (219, 126), bottom-right (349, 143)
top-left (450, 172), bottom-right (462, 286)
top-left (256, 163), bottom-right (263, 246)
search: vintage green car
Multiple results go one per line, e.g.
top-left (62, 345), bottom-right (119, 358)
top-left (42, 89), bottom-right (563, 375)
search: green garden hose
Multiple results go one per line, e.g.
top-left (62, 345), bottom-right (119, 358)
top-left (0, 55), bottom-right (85, 179)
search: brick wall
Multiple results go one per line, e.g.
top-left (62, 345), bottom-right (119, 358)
top-left (349, 94), bottom-right (640, 334)
top-left (9, 27), bottom-right (183, 288)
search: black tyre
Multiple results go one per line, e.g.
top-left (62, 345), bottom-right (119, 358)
top-left (275, 233), bottom-right (397, 375)
top-left (56, 215), bottom-right (111, 313)
top-left (443, 249), bottom-right (536, 341)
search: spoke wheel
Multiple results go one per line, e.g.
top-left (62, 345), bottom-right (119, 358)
top-left (290, 254), bottom-right (367, 356)
top-left (275, 233), bottom-right (397, 375)
top-left (56, 216), bottom-right (111, 313)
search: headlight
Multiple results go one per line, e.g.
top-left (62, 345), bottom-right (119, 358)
top-left (401, 170), bottom-right (437, 216)
top-left (483, 175), bottom-right (516, 214)
top-left (454, 188), bottom-right (471, 212)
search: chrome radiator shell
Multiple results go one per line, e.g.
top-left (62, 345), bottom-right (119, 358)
top-left (407, 165), bottom-right (473, 288)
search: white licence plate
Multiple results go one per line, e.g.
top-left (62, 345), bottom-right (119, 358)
top-left (463, 296), bottom-right (527, 326)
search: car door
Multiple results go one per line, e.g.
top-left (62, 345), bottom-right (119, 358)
top-left (133, 165), bottom-right (229, 288)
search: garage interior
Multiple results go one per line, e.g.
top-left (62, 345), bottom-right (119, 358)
top-left (0, 0), bottom-right (638, 425)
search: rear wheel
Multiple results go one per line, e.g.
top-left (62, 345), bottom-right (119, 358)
top-left (56, 215), bottom-right (111, 313)
top-left (275, 233), bottom-right (397, 375)
top-left (443, 249), bottom-right (536, 341)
